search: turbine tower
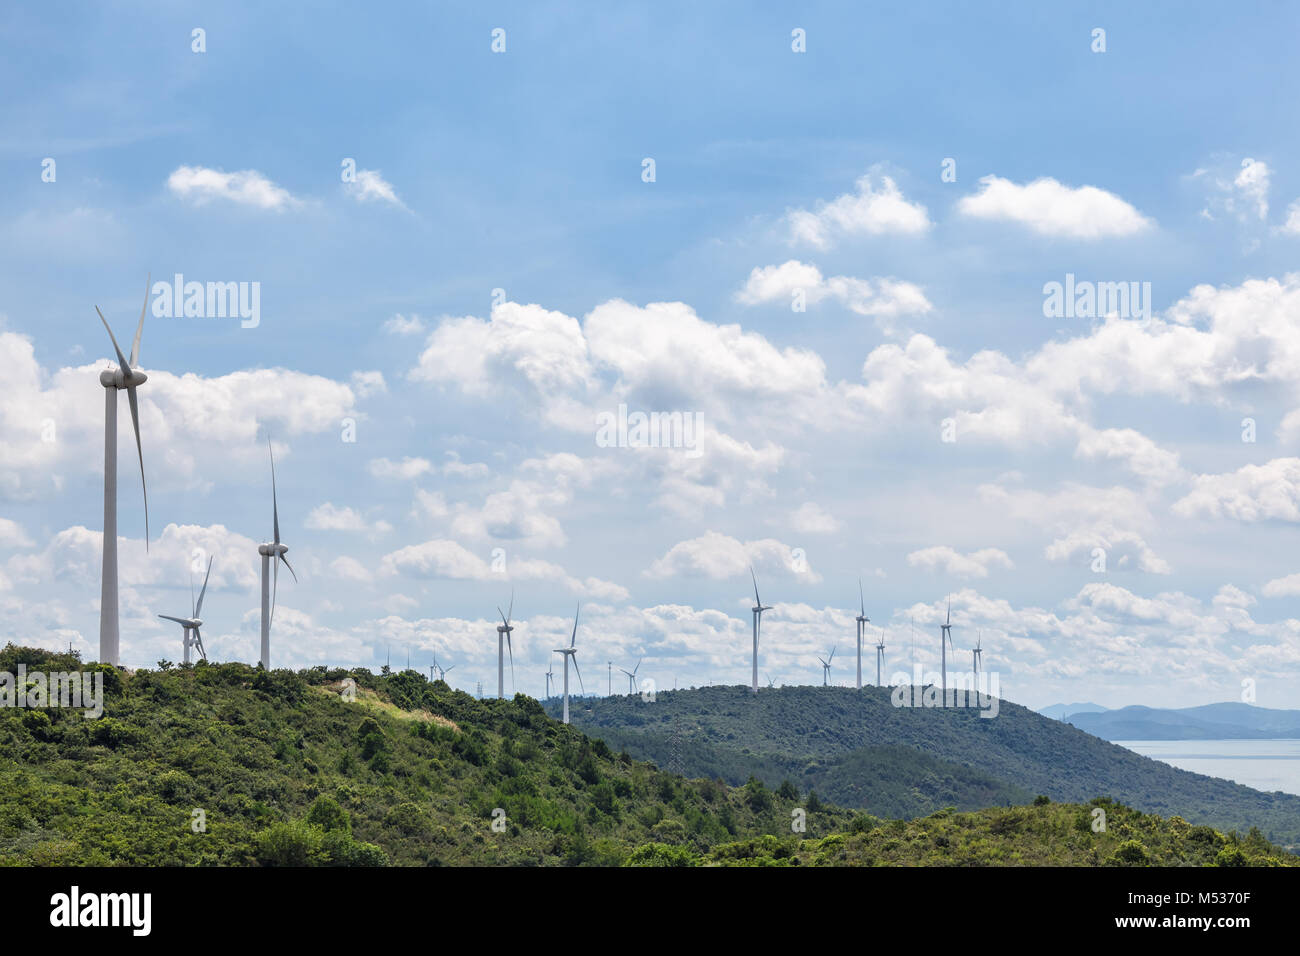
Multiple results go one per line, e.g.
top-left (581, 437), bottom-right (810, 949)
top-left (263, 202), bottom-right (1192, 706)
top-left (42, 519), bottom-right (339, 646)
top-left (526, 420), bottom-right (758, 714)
top-left (258, 439), bottom-right (296, 669)
top-left (545, 657), bottom-right (555, 699)
top-left (553, 603), bottom-right (584, 724)
top-left (972, 630), bottom-right (983, 679)
top-left (819, 647), bottom-right (836, 686)
top-left (876, 628), bottom-right (886, 686)
top-left (749, 567), bottom-right (772, 694)
top-left (940, 596), bottom-right (954, 704)
top-left (95, 276), bottom-right (152, 667)
top-left (158, 555), bottom-right (212, 665)
top-left (619, 658), bottom-right (642, 695)
top-left (855, 579), bottom-right (870, 690)
top-left (496, 593), bottom-right (515, 699)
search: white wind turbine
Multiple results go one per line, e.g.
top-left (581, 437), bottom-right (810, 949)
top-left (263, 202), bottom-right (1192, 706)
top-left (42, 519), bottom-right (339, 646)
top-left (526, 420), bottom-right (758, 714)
top-left (553, 604), bottom-right (584, 724)
top-left (940, 596), bottom-right (954, 703)
top-left (876, 628), bottom-right (886, 686)
top-left (749, 566), bottom-right (772, 694)
top-left (619, 658), bottom-right (642, 695)
top-left (258, 439), bottom-right (297, 669)
top-left (972, 630), bottom-right (983, 679)
top-left (496, 593), bottom-right (516, 698)
top-left (545, 656), bottom-right (555, 699)
top-left (855, 579), bottom-right (870, 690)
top-left (819, 647), bottom-right (836, 686)
top-left (158, 555), bottom-right (213, 665)
top-left (95, 276), bottom-right (153, 667)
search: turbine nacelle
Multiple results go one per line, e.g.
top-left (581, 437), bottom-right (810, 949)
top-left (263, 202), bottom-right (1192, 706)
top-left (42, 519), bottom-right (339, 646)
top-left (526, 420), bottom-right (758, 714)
top-left (99, 367), bottom-right (148, 389)
top-left (258, 542), bottom-right (289, 557)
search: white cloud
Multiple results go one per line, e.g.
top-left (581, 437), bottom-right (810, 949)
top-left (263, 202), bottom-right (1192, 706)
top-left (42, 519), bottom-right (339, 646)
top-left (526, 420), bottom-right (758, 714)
top-left (383, 314), bottom-right (426, 335)
top-left (166, 165), bottom-right (299, 210)
top-left (330, 556), bottom-right (373, 583)
top-left (1262, 573), bottom-right (1300, 598)
top-left (737, 260), bottom-right (932, 326)
top-left (644, 531), bottom-right (819, 582)
top-left (305, 502), bottom-right (392, 534)
top-left (345, 169), bottom-right (407, 210)
top-left (956, 175), bottom-right (1152, 238)
top-left (787, 172), bottom-right (931, 248)
top-left (787, 502), bottom-right (841, 534)
top-left (0, 518), bottom-right (33, 549)
top-left (1173, 458), bottom-right (1300, 523)
top-left (368, 457), bottom-right (434, 480)
top-left (906, 546), bottom-right (1013, 579)
top-left (350, 370), bottom-right (386, 398)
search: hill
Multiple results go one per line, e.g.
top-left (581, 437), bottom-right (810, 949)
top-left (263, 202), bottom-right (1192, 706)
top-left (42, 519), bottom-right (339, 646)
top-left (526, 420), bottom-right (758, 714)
top-left (633, 798), bottom-right (1297, 867)
top-left (1067, 702), bottom-right (1300, 740)
top-left (1039, 702), bottom-right (1107, 721)
top-left (550, 684), bottom-right (1300, 848)
top-left (0, 645), bottom-right (853, 866)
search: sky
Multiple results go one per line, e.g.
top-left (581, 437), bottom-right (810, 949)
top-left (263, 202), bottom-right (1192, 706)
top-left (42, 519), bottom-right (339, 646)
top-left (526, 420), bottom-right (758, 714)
top-left (3, 2), bottom-right (1300, 710)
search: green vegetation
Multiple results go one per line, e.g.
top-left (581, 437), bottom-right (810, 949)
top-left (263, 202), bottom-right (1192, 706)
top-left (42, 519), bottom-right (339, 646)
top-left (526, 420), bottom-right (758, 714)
top-left (554, 684), bottom-right (1300, 848)
top-left (0, 645), bottom-right (850, 866)
top-left (626, 799), bottom-right (1297, 867)
top-left (1, 646), bottom-right (1292, 867)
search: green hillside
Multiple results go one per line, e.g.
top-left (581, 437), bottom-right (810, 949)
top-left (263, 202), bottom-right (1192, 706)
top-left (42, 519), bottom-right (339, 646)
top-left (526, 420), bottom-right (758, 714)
top-left (1, 645), bottom-right (1292, 867)
top-left (552, 684), bottom-right (1300, 848)
top-left (635, 799), bottom-right (1297, 867)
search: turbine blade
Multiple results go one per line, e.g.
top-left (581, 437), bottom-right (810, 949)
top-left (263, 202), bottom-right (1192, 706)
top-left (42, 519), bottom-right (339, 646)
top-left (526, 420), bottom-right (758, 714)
top-left (158, 614), bottom-right (190, 625)
top-left (507, 633), bottom-right (515, 693)
top-left (195, 554), bottom-right (213, 618)
top-left (571, 655), bottom-right (584, 694)
top-left (750, 565), bottom-right (761, 606)
top-left (95, 306), bottom-right (131, 370)
top-left (126, 385), bottom-right (149, 550)
top-left (507, 588), bottom-right (514, 624)
top-left (280, 552), bottom-right (298, 583)
top-left (498, 605), bottom-right (509, 627)
top-left (269, 439), bottom-right (280, 545)
top-left (570, 603), bottom-right (580, 648)
top-left (859, 577), bottom-right (865, 615)
top-left (129, 272), bottom-right (149, 368)
top-left (193, 626), bottom-right (206, 662)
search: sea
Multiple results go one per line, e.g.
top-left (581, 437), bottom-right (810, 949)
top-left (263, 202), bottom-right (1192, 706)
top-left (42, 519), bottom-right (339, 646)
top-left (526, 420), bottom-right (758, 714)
top-left (1115, 739), bottom-right (1300, 796)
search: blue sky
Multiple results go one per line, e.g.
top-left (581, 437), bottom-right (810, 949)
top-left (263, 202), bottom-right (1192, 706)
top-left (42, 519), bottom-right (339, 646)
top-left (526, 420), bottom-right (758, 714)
top-left (3, 2), bottom-right (1300, 709)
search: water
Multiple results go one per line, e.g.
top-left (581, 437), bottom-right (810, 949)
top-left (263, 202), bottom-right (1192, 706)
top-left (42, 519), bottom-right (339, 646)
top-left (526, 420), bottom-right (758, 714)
top-left (1116, 739), bottom-right (1300, 796)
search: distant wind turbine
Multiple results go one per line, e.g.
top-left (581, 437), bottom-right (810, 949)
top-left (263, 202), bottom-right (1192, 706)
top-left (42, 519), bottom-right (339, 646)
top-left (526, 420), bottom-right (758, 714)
top-left (619, 658), bottom-right (642, 695)
top-left (855, 579), bottom-right (870, 690)
top-left (258, 439), bottom-right (297, 669)
top-left (553, 603), bottom-right (584, 724)
top-left (765, 673), bottom-right (776, 689)
top-left (158, 554), bottom-right (213, 664)
top-left (496, 592), bottom-right (516, 698)
top-left (972, 630), bottom-right (983, 679)
top-left (876, 628), bottom-right (886, 686)
top-left (819, 647), bottom-right (836, 686)
top-left (749, 567), bottom-right (772, 695)
top-left (940, 597), bottom-right (954, 703)
top-left (545, 656), bottom-right (555, 699)
top-left (96, 275), bottom-right (153, 667)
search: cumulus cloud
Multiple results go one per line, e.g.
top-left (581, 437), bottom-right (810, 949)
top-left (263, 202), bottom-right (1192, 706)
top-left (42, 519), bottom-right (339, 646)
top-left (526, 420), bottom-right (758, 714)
top-left (1173, 458), bottom-right (1300, 523)
top-left (644, 531), bottom-right (819, 582)
top-left (737, 260), bottom-right (932, 327)
top-left (369, 457), bottom-right (435, 481)
top-left (383, 314), bottom-right (426, 335)
top-left (787, 172), bottom-right (931, 247)
top-left (166, 165), bottom-right (300, 210)
top-left (305, 503), bottom-right (392, 535)
top-left (906, 546), bottom-right (1013, 579)
top-left (786, 502), bottom-right (841, 534)
top-left (378, 537), bottom-right (627, 599)
top-left (956, 175), bottom-right (1152, 238)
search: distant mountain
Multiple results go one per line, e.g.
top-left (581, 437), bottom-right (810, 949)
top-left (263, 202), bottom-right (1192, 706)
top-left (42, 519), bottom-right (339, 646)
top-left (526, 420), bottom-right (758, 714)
top-left (1040, 702), bottom-right (1108, 721)
top-left (551, 685), bottom-right (1300, 848)
top-left (1067, 702), bottom-right (1300, 740)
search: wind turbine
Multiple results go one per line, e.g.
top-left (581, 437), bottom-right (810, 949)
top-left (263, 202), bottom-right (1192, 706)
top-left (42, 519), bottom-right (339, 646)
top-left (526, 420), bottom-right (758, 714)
top-left (940, 596), bottom-right (954, 704)
top-left (855, 579), bottom-right (870, 690)
top-left (619, 658), bottom-right (642, 695)
top-left (765, 673), bottom-right (776, 689)
top-left (553, 603), bottom-right (584, 724)
top-left (819, 647), bottom-right (836, 686)
top-left (607, 661), bottom-right (613, 697)
top-left (95, 275), bottom-right (152, 667)
top-left (158, 555), bottom-right (212, 664)
top-left (749, 566), bottom-right (772, 694)
top-left (545, 657), bottom-right (555, 699)
top-left (258, 439), bottom-right (296, 669)
top-left (972, 630), bottom-right (983, 679)
top-left (876, 628), bottom-right (886, 686)
top-left (496, 593), bottom-right (516, 699)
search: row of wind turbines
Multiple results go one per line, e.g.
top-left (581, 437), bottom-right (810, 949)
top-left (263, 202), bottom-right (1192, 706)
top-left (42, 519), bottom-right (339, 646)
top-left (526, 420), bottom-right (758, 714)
top-left (96, 278), bottom-right (295, 669)
top-left (93, 278), bottom-right (986, 718)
